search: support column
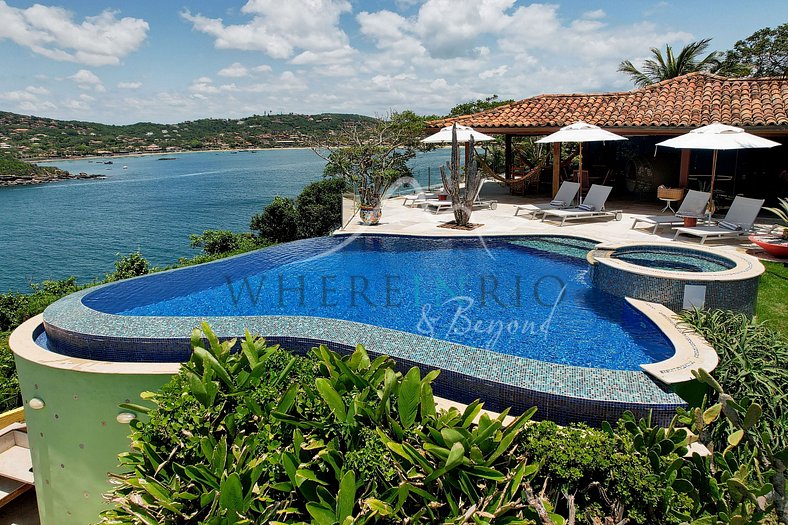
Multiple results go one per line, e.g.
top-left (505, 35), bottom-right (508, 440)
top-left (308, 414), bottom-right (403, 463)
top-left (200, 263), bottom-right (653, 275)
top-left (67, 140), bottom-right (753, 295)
top-left (504, 135), bottom-right (512, 180)
top-left (552, 142), bottom-right (561, 197)
top-left (679, 149), bottom-right (690, 188)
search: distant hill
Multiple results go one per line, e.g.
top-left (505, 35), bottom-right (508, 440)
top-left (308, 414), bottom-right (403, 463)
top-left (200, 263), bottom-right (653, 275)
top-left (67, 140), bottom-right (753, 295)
top-left (0, 150), bottom-right (104, 186)
top-left (0, 111), bottom-right (376, 159)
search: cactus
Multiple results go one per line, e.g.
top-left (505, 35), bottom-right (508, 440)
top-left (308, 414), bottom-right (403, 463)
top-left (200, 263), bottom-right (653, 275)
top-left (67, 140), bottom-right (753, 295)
top-left (440, 124), bottom-right (482, 227)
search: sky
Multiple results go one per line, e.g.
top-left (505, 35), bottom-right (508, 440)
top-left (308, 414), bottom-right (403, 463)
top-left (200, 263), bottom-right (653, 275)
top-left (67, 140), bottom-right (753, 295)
top-left (0, 1), bottom-right (785, 125)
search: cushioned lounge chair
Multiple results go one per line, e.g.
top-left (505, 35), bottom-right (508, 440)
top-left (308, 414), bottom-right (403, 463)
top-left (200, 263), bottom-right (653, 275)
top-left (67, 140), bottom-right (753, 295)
top-left (421, 179), bottom-right (491, 214)
top-left (631, 190), bottom-right (710, 234)
top-left (673, 196), bottom-right (765, 244)
top-left (513, 181), bottom-right (581, 218)
top-left (540, 185), bottom-right (618, 226)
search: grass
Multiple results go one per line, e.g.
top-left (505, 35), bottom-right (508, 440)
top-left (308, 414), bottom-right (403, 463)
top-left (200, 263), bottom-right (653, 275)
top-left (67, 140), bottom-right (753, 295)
top-left (756, 261), bottom-right (788, 335)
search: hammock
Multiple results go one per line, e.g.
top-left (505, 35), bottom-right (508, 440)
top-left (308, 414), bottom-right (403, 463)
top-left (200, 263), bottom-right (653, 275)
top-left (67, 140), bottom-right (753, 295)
top-left (477, 155), bottom-right (546, 195)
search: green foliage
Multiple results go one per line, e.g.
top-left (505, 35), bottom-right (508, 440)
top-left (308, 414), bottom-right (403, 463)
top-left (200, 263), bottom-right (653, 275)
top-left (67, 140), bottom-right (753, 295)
top-left (0, 277), bottom-right (79, 331)
top-left (189, 230), bottom-right (259, 256)
top-left (0, 111), bottom-right (376, 159)
top-left (295, 177), bottom-right (345, 238)
top-left (0, 333), bottom-right (20, 412)
top-left (618, 38), bottom-right (722, 87)
top-left (448, 95), bottom-right (514, 117)
top-left (110, 251), bottom-right (150, 281)
top-left (765, 197), bottom-right (788, 238)
top-left (681, 309), bottom-right (788, 450)
top-left (250, 196), bottom-right (299, 243)
top-left (317, 112), bottom-right (422, 208)
top-left (717, 23), bottom-right (788, 77)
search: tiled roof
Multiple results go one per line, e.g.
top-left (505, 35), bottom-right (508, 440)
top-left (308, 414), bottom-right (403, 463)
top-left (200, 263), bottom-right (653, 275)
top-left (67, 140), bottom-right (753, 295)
top-left (430, 73), bottom-right (788, 133)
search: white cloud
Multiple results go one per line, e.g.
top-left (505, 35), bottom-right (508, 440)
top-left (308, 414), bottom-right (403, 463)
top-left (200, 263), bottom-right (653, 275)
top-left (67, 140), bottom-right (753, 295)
top-left (479, 65), bottom-right (508, 79)
top-left (253, 64), bottom-right (272, 73)
top-left (68, 69), bottom-right (106, 92)
top-left (182, 0), bottom-right (353, 60)
top-left (218, 62), bottom-right (249, 77)
top-left (25, 86), bottom-right (49, 95)
top-left (0, 89), bottom-right (38, 102)
top-left (583, 9), bottom-right (606, 19)
top-left (0, 1), bottom-right (148, 66)
top-left (117, 81), bottom-right (143, 89)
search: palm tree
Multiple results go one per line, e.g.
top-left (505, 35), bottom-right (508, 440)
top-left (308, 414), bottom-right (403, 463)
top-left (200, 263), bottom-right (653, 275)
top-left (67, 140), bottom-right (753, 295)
top-left (618, 38), bottom-right (722, 87)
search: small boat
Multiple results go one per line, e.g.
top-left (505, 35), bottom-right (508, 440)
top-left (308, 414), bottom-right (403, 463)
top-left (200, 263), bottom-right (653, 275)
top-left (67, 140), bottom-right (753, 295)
top-left (103, 161), bottom-right (113, 165)
top-left (158, 157), bottom-right (177, 161)
top-left (123, 166), bottom-right (128, 169)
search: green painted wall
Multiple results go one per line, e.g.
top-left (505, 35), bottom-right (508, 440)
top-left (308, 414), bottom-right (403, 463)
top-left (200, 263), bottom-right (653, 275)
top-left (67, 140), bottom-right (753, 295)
top-left (13, 354), bottom-right (174, 525)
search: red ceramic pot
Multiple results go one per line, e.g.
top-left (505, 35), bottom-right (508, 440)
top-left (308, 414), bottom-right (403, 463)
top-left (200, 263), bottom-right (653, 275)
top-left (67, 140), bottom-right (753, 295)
top-left (749, 235), bottom-right (788, 258)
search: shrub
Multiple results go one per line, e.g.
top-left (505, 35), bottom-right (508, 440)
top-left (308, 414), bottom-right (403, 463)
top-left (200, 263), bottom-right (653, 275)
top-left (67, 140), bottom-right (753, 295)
top-left (110, 251), bottom-right (149, 281)
top-left (0, 333), bottom-right (20, 412)
top-left (0, 277), bottom-right (79, 331)
top-left (681, 309), bottom-right (788, 450)
top-left (189, 229), bottom-right (258, 256)
top-left (250, 196), bottom-right (298, 243)
top-left (294, 177), bottom-right (345, 238)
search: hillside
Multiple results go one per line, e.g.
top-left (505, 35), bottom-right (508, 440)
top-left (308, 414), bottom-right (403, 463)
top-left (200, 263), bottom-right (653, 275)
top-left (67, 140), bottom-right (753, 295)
top-left (0, 111), bottom-right (375, 159)
top-left (0, 150), bottom-right (102, 186)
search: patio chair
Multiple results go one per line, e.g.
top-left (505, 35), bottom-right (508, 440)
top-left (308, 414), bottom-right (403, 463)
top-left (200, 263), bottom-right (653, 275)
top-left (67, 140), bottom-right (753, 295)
top-left (514, 181), bottom-right (581, 218)
top-left (541, 185), bottom-right (620, 226)
top-left (421, 179), bottom-right (492, 214)
top-left (673, 195), bottom-right (765, 244)
top-left (402, 191), bottom-right (438, 207)
top-left (631, 190), bottom-right (710, 234)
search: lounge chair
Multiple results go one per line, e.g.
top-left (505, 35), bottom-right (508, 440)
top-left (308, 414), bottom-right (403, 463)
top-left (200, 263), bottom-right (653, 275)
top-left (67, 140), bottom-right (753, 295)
top-left (631, 190), bottom-right (710, 234)
top-left (421, 179), bottom-right (492, 214)
top-left (402, 191), bottom-right (438, 207)
top-left (541, 185), bottom-right (619, 226)
top-left (673, 196), bottom-right (765, 244)
top-left (513, 181), bottom-right (581, 218)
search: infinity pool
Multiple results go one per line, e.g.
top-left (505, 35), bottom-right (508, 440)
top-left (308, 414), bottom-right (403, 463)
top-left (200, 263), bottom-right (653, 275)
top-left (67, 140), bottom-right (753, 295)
top-left (80, 235), bottom-right (673, 370)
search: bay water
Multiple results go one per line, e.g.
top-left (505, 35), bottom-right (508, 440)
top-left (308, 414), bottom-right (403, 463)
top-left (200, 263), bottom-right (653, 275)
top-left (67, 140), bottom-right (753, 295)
top-left (0, 148), bottom-right (449, 292)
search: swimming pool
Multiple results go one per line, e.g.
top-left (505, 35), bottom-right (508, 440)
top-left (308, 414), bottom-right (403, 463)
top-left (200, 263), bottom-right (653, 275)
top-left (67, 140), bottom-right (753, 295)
top-left (75, 235), bottom-right (672, 370)
top-left (609, 245), bottom-right (736, 272)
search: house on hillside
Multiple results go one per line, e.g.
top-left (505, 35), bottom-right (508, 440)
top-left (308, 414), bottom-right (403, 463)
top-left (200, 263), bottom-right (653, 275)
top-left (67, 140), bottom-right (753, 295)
top-left (430, 73), bottom-right (788, 205)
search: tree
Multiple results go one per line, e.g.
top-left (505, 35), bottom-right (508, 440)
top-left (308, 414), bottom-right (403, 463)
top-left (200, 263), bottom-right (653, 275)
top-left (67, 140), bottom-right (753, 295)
top-left (717, 23), bottom-right (788, 77)
top-left (448, 94), bottom-right (513, 117)
top-left (618, 38), bottom-right (722, 87)
top-left (314, 112), bottom-right (423, 209)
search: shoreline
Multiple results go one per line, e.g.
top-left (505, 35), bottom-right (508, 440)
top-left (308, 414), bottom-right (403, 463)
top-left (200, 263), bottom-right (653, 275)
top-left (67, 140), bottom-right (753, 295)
top-left (30, 146), bottom-right (314, 164)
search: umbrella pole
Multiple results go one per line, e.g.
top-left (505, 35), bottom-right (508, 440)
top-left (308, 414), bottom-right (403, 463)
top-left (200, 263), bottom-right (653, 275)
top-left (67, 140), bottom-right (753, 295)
top-left (709, 149), bottom-right (718, 213)
top-left (578, 142), bottom-right (584, 203)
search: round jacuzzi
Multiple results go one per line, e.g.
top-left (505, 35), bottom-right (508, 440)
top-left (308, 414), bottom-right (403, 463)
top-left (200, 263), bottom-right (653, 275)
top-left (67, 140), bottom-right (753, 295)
top-left (589, 242), bottom-right (764, 315)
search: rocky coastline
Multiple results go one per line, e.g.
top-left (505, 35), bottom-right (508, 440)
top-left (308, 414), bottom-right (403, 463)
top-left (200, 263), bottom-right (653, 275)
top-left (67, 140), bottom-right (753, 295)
top-left (0, 167), bottom-right (104, 187)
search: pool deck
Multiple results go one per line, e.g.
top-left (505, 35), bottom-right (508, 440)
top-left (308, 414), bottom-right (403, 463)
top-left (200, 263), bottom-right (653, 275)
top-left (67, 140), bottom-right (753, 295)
top-left (340, 183), bottom-right (772, 259)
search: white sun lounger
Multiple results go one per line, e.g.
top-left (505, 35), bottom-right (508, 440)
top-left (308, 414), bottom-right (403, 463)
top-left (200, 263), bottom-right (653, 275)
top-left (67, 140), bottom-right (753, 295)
top-left (513, 181), bottom-right (581, 218)
top-left (402, 192), bottom-right (438, 207)
top-left (673, 195), bottom-right (765, 244)
top-left (631, 190), bottom-right (710, 234)
top-left (541, 185), bottom-right (619, 226)
top-left (421, 179), bottom-right (491, 214)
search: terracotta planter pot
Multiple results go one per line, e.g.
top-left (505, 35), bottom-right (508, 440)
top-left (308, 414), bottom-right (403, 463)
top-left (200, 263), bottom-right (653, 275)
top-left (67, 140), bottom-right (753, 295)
top-left (749, 235), bottom-right (788, 258)
top-left (359, 206), bottom-right (381, 225)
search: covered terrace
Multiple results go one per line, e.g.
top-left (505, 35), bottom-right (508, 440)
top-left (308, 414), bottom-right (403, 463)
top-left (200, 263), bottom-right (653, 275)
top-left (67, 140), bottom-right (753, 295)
top-left (428, 72), bottom-right (788, 206)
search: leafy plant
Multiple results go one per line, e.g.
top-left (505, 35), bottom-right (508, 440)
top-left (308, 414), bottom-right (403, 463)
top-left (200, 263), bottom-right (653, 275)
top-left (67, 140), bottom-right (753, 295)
top-left (250, 196), bottom-right (299, 243)
top-left (765, 197), bottom-right (788, 239)
top-left (190, 230), bottom-right (259, 255)
top-left (0, 333), bottom-right (20, 412)
top-left (110, 251), bottom-right (150, 281)
top-left (681, 309), bottom-right (788, 450)
top-left (315, 112), bottom-right (423, 209)
top-left (618, 38), bottom-right (722, 87)
top-left (294, 177), bottom-right (345, 238)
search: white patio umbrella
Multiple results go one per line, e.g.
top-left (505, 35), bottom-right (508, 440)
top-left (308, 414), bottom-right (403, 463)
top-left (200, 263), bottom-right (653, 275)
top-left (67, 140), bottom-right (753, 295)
top-left (656, 122), bottom-right (781, 207)
top-left (421, 124), bottom-right (495, 144)
top-left (535, 121), bottom-right (627, 201)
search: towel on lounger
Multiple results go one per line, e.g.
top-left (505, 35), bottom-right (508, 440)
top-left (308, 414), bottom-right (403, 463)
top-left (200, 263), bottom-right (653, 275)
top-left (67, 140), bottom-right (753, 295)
top-left (577, 203), bottom-right (595, 211)
top-left (550, 200), bottom-right (565, 207)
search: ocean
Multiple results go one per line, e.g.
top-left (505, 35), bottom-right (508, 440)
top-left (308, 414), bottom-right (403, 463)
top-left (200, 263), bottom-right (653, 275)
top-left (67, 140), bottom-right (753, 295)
top-left (0, 148), bottom-right (449, 293)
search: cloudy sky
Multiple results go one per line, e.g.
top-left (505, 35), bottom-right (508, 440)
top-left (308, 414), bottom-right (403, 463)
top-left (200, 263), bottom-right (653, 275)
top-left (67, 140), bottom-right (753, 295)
top-left (0, 0), bottom-right (784, 124)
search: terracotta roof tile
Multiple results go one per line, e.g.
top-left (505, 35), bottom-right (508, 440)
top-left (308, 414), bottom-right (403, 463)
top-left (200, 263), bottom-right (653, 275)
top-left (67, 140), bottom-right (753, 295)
top-left (430, 73), bottom-right (788, 132)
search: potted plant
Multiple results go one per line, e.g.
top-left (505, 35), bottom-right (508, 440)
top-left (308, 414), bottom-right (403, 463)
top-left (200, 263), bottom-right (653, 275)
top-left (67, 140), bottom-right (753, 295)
top-left (316, 113), bottom-right (423, 225)
top-left (749, 197), bottom-right (788, 258)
